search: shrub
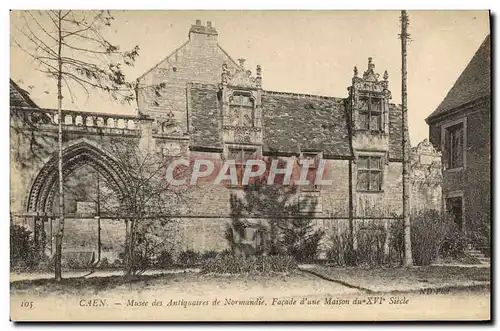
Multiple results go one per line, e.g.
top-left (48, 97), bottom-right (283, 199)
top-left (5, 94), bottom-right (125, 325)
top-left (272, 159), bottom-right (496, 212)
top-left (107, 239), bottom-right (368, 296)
top-left (63, 251), bottom-right (95, 269)
top-left (399, 210), bottom-right (452, 266)
top-left (467, 222), bottom-right (491, 257)
top-left (201, 254), bottom-right (297, 274)
top-left (356, 226), bottom-right (387, 267)
top-left (201, 250), bottom-right (219, 261)
top-left (440, 222), bottom-right (468, 258)
top-left (278, 219), bottom-right (324, 262)
top-left (177, 250), bottom-right (201, 267)
top-left (99, 257), bottom-right (109, 269)
top-left (10, 225), bottom-right (39, 271)
top-left (156, 250), bottom-right (174, 268)
top-left (389, 220), bottom-right (405, 265)
top-left (325, 231), bottom-right (353, 266)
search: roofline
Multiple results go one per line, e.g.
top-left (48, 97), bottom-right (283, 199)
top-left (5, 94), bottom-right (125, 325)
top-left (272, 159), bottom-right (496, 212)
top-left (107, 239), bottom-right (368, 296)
top-left (217, 44), bottom-right (239, 67)
top-left (136, 40), bottom-right (190, 81)
top-left (263, 90), bottom-right (344, 101)
top-left (137, 41), bottom-right (240, 82)
top-left (426, 34), bottom-right (491, 121)
top-left (425, 95), bottom-right (489, 124)
top-left (10, 105), bottom-right (144, 120)
top-left (10, 79), bottom-right (39, 108)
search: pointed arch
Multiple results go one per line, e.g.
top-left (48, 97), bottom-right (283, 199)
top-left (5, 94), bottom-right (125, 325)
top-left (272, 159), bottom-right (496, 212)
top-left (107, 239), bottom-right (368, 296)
top-left (26, 139), bottom-right (130, 213)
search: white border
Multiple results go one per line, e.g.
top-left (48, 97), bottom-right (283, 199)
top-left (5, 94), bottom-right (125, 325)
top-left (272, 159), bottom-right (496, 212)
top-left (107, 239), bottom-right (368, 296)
top-left (3, 2), bottom-right (497, 330)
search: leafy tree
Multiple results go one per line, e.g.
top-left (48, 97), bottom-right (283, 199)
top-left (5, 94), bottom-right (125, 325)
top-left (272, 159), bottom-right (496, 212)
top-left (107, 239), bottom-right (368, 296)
top-left (226, 158), bottom-right (324, 261)
top-left (10, 224), bottom-right (38, 271)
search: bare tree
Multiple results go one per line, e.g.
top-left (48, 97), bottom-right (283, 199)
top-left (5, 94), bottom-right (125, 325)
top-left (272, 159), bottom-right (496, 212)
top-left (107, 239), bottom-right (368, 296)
top-left (106, 140), bottom-right (191, 276)
top-left (12, 10), bottom-right (165, 281)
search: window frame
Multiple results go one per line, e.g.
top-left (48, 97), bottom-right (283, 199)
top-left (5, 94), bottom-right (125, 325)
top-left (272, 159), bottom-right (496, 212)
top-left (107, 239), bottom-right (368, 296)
top-left (228, 91), bottom-right (255, 128)
top-left (445, 191), bottom-right (465, 231)
top-left (226, 146), bottom-right (260, 187)
top-left (441, 117), bottom-right (467, 172)
top-left (356, 155), bottom-right (384, 193)
top-left (357, 94), bottom-right (383, 132)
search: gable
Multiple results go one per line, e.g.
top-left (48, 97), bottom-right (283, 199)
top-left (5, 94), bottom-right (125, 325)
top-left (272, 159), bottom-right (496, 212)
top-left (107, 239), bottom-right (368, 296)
top-left (427, 35), bottom-right (490, 121)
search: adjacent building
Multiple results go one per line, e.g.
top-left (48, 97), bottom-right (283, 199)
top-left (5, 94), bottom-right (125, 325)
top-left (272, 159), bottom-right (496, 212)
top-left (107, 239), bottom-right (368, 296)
top-left (426, 35), bottom-right (491, 252)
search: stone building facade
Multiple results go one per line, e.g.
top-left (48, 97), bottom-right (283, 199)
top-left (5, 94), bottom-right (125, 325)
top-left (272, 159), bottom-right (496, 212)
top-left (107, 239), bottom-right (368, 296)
top-left (134, 20), bottom-right (406, 253)
top-left (10, 20), bottom-right (443, 262)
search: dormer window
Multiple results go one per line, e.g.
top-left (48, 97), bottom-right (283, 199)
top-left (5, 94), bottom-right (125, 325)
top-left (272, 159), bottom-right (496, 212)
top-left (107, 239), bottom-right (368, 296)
top-left (229, 92), bottom-right (254, 127)
top-left (358, 95), bottom-right (382, 132)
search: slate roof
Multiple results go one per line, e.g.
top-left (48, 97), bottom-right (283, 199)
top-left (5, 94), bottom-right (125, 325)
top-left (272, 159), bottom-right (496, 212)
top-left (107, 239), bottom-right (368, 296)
top-left (10, 79), bottom-right (38, 108)
top-left (187, 84), bottom-right (405, 159)
top-left (188, 83), bottom-right (223, 150)
top-left (261, 91), bottom-right (350, 157)
top-left (426, 35), bottom-right (491, 122)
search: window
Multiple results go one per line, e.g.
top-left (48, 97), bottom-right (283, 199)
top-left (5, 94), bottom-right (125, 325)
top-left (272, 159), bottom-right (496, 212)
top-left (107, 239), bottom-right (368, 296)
top-left (229, 93), bottom-right (254, 127)
top-left (446, 196), bottom-right (463, 229)
top-left (228, 148), bottom-right (258, 186)
top-left (444, 123), bottom-right (464, 169)
top-left (299, 193), bottom-right (322, 213)
top-left (358, 95), bottom-right (382, 131)
top-left (357, 156), bottom-right (383, 192)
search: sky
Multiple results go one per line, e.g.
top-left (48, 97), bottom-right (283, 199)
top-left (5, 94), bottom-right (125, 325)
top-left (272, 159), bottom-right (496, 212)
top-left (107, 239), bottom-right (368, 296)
top-left (10, 10), bottom-right (490, 145)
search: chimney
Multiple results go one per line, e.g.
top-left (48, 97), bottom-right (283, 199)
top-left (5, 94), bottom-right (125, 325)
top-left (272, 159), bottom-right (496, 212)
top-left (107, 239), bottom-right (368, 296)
top-left (189, 19), bottom-right (218, 42)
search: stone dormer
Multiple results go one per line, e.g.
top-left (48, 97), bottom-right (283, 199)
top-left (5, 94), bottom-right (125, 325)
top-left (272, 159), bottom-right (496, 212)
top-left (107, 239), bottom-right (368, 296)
top-left (347, 58), bottom-right (392, 158)
top-left (220, 59), bottom-right (263, 149)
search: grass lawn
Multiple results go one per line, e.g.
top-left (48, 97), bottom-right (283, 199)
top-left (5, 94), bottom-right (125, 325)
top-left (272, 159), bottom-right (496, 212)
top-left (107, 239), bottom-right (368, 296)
top-left (305, 265), bottom-right (491, 293)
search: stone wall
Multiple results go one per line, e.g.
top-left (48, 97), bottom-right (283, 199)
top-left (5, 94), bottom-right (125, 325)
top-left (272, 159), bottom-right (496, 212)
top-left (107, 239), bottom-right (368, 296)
top-left (137, 20), bottom-right (238, 134)
top-left (410, 139), bottom-right (442, 214)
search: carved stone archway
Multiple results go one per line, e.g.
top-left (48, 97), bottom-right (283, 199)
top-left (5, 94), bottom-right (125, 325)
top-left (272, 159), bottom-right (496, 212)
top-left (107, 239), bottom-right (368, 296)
top-left (26, 140), bottom-right (130, 213)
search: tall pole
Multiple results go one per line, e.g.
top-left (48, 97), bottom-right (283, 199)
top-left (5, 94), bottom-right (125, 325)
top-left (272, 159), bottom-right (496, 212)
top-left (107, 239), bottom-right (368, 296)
top-left (54, 10), bottom-right (65, 281)
top-left (401, 10), bottom-right (413, 266)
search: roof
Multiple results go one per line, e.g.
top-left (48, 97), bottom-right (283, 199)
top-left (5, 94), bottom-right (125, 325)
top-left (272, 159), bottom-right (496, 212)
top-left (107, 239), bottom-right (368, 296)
top-left (427, 35), bottom-right (491, 122)
top-left (261, 91), bottom-right (350, 157)
top-left (137, 42), bottom-right (238, 82)
top-left (10, 79), bottom-right (38, 108)
top-left (187, 84), bottom-right (405, 159)
top-left (188, 84), bottom-right (223, 150)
